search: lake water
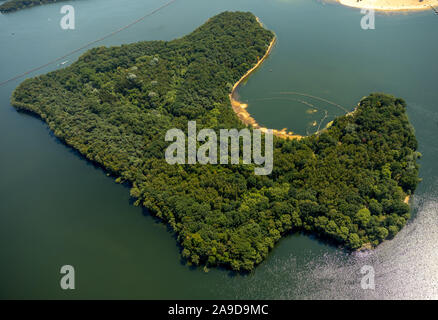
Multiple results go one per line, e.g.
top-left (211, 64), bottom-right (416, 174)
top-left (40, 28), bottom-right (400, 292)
top-left (0, 0), bottom-right (437, 299)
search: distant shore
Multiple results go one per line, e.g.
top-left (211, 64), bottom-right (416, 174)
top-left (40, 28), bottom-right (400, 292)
top-left (338, 0), bottom-right (438, 12)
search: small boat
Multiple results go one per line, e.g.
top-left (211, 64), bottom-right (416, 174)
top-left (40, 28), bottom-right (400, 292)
top-left (60, 60), bottom-right (69, 65)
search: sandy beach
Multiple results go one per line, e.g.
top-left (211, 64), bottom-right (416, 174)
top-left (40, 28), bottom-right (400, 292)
top-left (338, 0), bottom-right (438, 11)
top-left (229, 22), bottom-right (304, 140)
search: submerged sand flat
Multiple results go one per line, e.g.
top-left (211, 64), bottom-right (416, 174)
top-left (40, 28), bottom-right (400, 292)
top-left (339, 0), bottom-right (438, 11)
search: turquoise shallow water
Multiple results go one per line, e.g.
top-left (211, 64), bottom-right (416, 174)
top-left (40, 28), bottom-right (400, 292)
top-left (0, 0), bottom-right (437, 299)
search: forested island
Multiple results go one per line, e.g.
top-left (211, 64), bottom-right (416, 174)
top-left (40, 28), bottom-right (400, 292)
top-left (0, 0), bottom-right (72, 13)
top-left (11, 12), bottom-right (420, 272)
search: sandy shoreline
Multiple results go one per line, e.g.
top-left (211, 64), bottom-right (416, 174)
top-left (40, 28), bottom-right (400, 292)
top-left (338, 0), bottom-right (438, 12)
top-left (229, 20), bottom-right (303, 140)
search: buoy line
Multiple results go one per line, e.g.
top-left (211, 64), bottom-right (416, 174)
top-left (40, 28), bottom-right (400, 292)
top-left (253, 96), bottom-right (335, 136)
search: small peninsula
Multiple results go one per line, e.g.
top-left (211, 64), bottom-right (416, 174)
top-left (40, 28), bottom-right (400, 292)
top-left (11, 12), bottom-right (420, 272)
top-left (0, 0), bottom-right (73, 13)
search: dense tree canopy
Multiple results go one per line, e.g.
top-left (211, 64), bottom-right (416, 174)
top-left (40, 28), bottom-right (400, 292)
top-left (11, 12), bottom-right (420, 272)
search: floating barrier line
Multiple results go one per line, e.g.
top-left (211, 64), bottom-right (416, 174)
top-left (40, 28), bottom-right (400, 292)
top-left (316, 110), bottom-right (329, 132)
top-left (253, 96), bottom-right (333, 135)
top-left (277, 91), bottom-right (350, 113)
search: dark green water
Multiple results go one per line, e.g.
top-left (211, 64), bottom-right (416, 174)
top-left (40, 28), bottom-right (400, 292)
top-left (0, 0), bottom-right (437, 299)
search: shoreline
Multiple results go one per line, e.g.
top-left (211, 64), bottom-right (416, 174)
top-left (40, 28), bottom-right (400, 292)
top-left (338, 0), bottom-right (438, 12)
top-left (229, 17), bottom-right (352, 140)
top-left (356, 195), bottom-right (411, 252)
top-left (229, 19), bottom-right (304, 140)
